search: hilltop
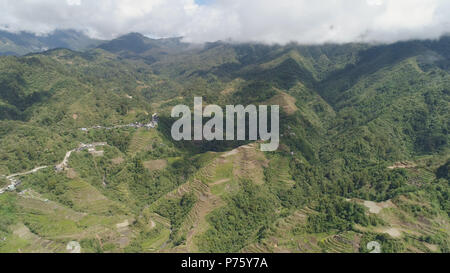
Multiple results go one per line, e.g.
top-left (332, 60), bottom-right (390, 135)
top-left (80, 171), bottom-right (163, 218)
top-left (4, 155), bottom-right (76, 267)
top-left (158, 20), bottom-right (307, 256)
top-left (0, 29), bottom-right (103, 56)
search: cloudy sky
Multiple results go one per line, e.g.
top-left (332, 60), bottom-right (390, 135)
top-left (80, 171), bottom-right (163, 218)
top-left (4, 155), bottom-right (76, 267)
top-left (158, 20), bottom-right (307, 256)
top-left (0, 0), bottom-right (449, 44)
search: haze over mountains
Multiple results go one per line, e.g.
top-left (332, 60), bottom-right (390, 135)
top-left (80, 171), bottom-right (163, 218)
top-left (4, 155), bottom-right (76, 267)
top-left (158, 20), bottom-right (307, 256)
top-left (0, 29), bottom-right (103, 56)
top-left (0, 27), bottom-right (448, 253)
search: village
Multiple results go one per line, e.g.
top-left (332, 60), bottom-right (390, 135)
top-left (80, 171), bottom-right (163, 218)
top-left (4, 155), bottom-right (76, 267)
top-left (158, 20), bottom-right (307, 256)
top-left (0, 114), bottom-right (159, 195)
top-left (80, 113), bottom-right (159, 132)
top-left (0, 166), bottom-right (48, 194)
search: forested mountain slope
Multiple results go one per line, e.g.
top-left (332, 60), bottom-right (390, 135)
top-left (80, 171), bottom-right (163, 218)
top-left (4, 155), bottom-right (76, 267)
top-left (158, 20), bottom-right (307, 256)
top-left (0, 29), bottom-right (102, 56)
top-left (0, 34), bottom-right (448, 253)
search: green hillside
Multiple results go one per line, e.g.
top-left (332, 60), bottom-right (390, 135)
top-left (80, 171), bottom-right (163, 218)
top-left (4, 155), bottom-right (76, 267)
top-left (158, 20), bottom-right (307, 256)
top-left (0, 34), bottom-right (448, 253)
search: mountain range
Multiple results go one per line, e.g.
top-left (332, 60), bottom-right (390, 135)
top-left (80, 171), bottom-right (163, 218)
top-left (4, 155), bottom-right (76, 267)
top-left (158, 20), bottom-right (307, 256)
top-left (0, 30), bottom-right (448, 253)
top-left (0, 29), bottom-right (103, 56)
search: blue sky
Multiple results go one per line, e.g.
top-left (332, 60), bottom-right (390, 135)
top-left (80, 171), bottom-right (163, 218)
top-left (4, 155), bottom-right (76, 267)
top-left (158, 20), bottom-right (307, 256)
top-left (195, 0), bottom-right (214, 5)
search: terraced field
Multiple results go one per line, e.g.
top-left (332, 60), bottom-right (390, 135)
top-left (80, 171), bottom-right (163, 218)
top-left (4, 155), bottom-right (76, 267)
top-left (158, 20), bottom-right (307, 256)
top-left (0, 189), bottom-right (135, 253)
top-left (144, 143), bottom-right (273, 252)
top-left (319, 232), bottom-right (361, 253)
top-left (1, 34), bottom-right (449, 253)
top-left (128, 129), bottom-right (160, 155)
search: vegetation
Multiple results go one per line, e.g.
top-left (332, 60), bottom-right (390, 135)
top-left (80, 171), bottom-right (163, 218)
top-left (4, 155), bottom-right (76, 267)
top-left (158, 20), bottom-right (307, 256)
top-left (198, 180), bottom-right (277, 252)
top-left (0, 33), bottom-right (448, 253)
top-left (155, 193), bottom-right (196, 240)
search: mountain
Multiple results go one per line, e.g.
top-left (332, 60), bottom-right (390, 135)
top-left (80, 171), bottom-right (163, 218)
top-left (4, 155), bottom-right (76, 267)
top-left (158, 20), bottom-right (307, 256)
top-left (97, 32), bottom-right (191, 63)
top-left (0, 29), bottom-right (103, 56)
top-left (0, 34), bottom-right (448, 253)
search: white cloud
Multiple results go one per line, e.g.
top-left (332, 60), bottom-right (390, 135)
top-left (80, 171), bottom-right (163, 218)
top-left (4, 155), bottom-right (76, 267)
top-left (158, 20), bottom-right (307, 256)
top-left (0, 0), bottom-right (448, 44)
top-left (367, 0), bottom-right (384, 6)
top-left (66, 0), bottom-right (81, 6)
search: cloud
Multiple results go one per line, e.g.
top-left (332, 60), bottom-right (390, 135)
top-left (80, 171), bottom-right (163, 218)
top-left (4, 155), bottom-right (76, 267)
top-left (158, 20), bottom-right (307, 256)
top-left (0, 0), bottom-right (448, 44)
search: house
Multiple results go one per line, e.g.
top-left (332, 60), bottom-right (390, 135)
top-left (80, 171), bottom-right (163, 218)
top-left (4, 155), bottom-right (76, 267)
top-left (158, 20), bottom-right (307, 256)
top-left (152, 113), bottom-right (159, 125)
top-left (54, 164), bottom-right (65, 172)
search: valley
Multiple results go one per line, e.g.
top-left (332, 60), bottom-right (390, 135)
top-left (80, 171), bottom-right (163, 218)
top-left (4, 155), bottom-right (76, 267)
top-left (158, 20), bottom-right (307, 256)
top-left (0, 32), bottom-right (448, 253)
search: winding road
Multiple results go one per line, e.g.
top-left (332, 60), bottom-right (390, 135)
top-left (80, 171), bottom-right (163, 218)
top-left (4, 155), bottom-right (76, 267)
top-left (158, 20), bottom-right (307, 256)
top-left (6, 166), bottom-right (49, 180)
top-left (1, 119), bottom-right (158, 194)
top-left (0, 143), bottom-right (107, 194)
